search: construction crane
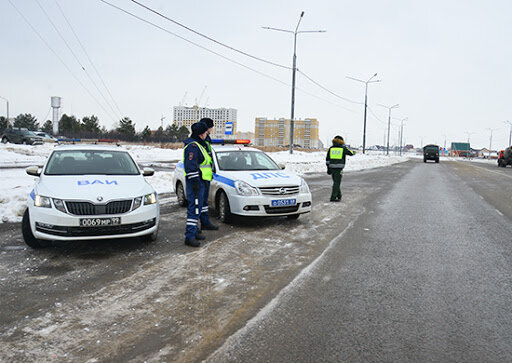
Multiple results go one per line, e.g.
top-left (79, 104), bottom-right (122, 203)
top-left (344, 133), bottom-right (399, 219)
top-left (179, 91), bottom-right (188, 106)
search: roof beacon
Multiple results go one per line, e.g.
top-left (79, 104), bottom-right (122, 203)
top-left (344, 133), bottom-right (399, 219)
top-left (210, 139), bottom-right (251, 145)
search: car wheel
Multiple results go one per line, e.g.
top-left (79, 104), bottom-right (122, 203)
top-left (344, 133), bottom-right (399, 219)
top-left (287, 214), bottom-right (300, 220)
top-left (1, 137), bottom-right (7, 144)
top-left (176, 182), bottom-right (187, 207)
top-left (22, 140), bottom-right (27, 145)
top-left (21, 209), bottom-right (47, 248)
top-left (217, 191), bottom-right (232, 223)
top-left (435, 158), bottom-right (439, 163)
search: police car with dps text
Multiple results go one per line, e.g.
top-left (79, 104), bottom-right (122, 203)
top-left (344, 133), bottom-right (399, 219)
top-left (22, 144), bottom-right (159, 248)
top-left (174, 139), bottom-right (312, 222)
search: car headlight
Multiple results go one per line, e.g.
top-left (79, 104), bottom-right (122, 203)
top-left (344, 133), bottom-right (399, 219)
top-left (144, 193), bottom-right (157, 205)
top-left (133, 197), bottom-right (142, 210)
top-left (299, 178), bottom-right (310, 193)
top-left (34, 195), bottom-right (52, 208)
top-left (53, 198), bottom-right (66, 213)
top-left (234, 180), bottom-right (260, 196)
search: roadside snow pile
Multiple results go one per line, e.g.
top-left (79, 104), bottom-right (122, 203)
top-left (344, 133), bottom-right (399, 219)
top-left (271, 151), bottom-right (408, 174)
top-left (0, 144), bottom-right (409, 223)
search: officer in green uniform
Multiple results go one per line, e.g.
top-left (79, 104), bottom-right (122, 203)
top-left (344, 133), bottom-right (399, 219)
top-left (326, 135), bottom-right (355, 202)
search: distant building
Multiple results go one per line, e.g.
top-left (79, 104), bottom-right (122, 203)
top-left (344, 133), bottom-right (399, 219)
top-left (173, 106), bottom-right (237, 139)
top-left (235, 130), bottom-right (254, 141)
top-left (254, 117), bottom-right (320, 148)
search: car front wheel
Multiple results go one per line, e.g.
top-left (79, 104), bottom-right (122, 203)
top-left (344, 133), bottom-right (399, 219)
top-left (217, 191), bottom-right (232, 223)
top-left (22, 209), bottom-right (48, 248)
top-left (2, 137), bottom-right (7, 144)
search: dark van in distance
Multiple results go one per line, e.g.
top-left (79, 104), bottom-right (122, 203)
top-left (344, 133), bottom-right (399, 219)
top-left (423, 144), bottom-right (440, 163)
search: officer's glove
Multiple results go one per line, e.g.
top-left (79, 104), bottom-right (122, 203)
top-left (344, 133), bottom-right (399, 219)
top-left (327, 167), bottom-right (332, 175)
top-left (191, 181), bottom-right (200, 194)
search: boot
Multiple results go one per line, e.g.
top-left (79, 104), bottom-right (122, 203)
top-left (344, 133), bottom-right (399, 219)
top-left (185, 238), bottom-right (200, 247)
top-left (195, 233), bottom-right (205, 240)
top-left (202, 223), bottom-right (219, 230)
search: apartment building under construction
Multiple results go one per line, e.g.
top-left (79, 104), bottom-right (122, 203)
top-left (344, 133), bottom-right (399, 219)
top-left (173, 106), bottom-right (237, 139)
top-left (254, 117), bottom-right (320, 148)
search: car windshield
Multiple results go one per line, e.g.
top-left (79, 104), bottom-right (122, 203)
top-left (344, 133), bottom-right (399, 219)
top-left (45, 150), bottom-right (140, 175)
top-left (216, 150), bottom-right (280, 171)
top-left (21, 130), bottom-right (36, 136)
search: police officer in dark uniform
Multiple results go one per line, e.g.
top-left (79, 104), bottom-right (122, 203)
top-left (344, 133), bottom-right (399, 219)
top-left (183, 122), bottom-right (212, 247)
top-left (198, 118), bottom-right (219, 231)
top-left (326, 135), bottom-right (354, 202)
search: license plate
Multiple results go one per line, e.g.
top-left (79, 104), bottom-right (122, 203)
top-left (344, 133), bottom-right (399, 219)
top-left (271, 199), bottom-right (296, 207)
top-left (79, 217), bottom-right (121, 227)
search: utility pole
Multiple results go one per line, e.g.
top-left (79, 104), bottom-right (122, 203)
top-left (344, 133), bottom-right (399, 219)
top-left (346, 73), bottom-right (380, 154)
top-left (378, 103), bottom-right (399, 155)
top-left (505, 120), bottom-right (512, 146)
top-left (399, 118), bottom-right (407, 156)
top-left (263, 12), bottom-right (325, 154)
top-left (487, 127), bottom-right (498, 159)
top-left (0, 96), bottom-right (9, 124)
top-left (465, 131), bottom-right (475, 144)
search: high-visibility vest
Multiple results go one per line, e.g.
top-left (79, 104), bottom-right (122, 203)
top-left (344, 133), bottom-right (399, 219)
top-left (329, 147), bottom-right (344, 160)
top-left (183, 141), bottom-right (213, 181)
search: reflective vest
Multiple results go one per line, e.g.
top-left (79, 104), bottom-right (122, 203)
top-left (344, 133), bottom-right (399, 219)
top-left (183, 141), bottom-right (213, 181)
top-left (329, 147), bottom-right (344, 160)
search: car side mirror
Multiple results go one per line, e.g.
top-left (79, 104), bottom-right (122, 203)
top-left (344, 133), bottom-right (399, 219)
top-left (142, 167), bottom-right (155, 177)
top-left (279, 163), bottom-right (286, 170)
top-left (26, 166), bottom-right (41, 177)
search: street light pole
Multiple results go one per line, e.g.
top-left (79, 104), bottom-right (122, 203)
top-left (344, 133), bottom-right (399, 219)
top-left (263, 12), bottom-right (325, 154)
top-left (399, 118), bottom-right (407, 156)
top-left (487, 127), bottom-right (498, 159)
top-left (346, 73), bottom-right (380, 153)
top-left (378, 103), bottom-right (399, 155)
top-left (505, 120), bottom-right (512, 146)
top-left (0, 96), bottom-right (9, 124)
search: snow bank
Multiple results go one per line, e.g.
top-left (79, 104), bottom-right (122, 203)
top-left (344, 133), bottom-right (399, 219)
top-left (0, 144), bottom-right (409, 223)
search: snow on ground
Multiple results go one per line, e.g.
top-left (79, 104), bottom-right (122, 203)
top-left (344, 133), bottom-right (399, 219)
top-left (0, 143), bottom-right (409, 223)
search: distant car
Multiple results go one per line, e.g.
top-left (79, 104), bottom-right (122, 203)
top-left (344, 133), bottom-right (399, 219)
top-left (423, 144), bottom-right (440, 163)
top-left (1, 128), bottom-right (44, 145)
top-left (22, 145), bottom-right (160, 248)
top-left (173, 140), bottom-right (312, 222)
top-left (34, 131), bottom-right (58, 143)
top-left (498, 147), bottom-right (512, 167)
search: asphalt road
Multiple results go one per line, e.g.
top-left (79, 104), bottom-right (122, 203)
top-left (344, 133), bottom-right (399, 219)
top-left (1, 158), bottom-right (512, 361)
top-left (209, 159), bottom-right (512, 361)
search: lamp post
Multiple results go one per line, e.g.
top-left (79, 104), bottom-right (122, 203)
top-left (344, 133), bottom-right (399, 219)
top-left (505, 120), bottom-right (512, 146)
top-left (0, 96), bottom-right (9, 124)
top-left (399, 118), bottom-right (407, 156)
top-left (487, 127), bottom-right (498, 159)
top-left (346, 73), bottom-right (380, 154)
top-left (378, 103), bottom-right (399, 155)
top-left (263, 12), bottom-right (325, 154)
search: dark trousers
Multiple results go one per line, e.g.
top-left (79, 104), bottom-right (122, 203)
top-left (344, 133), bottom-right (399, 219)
top-left (185, 180), bottom-right (205, 240)
top-left (330, 169), bottom-right (343, 200)
top-left (200, 181), bottom-right (211, 227)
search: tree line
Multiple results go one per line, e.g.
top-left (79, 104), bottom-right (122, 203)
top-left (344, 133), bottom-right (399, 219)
top-left (0, 114), bottom-right (190, 143)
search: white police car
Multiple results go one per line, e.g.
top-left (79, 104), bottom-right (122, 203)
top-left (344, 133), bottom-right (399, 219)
top-left (173, 140), bottom-right (312, 222)
top-left (22, 145), bottom-right (159, 248)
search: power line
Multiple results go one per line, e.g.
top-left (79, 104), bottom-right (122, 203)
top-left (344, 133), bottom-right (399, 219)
top-left (8, 0), bottom-right (117, 123)
top-left (99, 0), bottom-right (357, 114)
top-left (54, 0), bottom-right (125, 118)
top-left (297, 69), bottom-right (363, 105)
top-left (34, 0), bottom-right (120, 121)
top-left (129, 0), bottom-right (291, 70)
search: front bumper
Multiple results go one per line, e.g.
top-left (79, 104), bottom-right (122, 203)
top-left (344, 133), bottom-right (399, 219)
top-left (29, 203), bottom-right (159, 241)
top-left (226, 192), bottom-right (312, 217)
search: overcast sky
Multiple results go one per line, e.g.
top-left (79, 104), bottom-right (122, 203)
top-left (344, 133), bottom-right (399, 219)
top-left (1, 0), bottom-right (511, 149)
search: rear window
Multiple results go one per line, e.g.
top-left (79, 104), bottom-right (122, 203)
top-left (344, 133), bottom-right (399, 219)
top-left (45, 150), bottom-right (140, 175)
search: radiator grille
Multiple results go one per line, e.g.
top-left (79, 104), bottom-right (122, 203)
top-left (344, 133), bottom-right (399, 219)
top-left (258, 186), bottom-right (299, 196)
top-left (65, 200), bottom-right (132, 216)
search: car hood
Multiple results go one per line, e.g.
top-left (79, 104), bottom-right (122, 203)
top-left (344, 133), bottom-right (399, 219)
top-left (35, 175), bottom-right (154, 202)
top-left (215, 170), bottom-right (303, 187)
